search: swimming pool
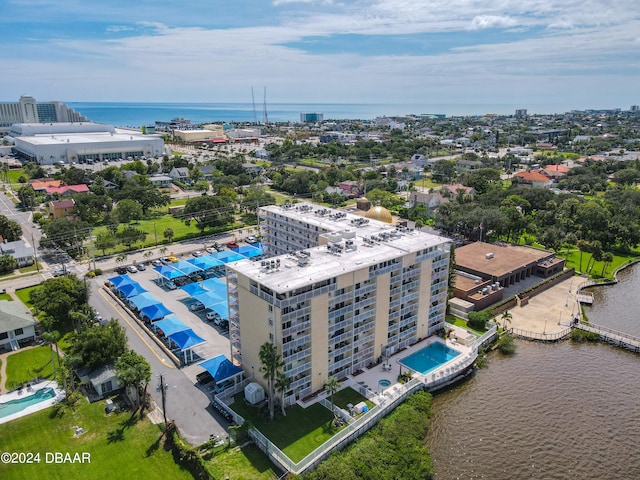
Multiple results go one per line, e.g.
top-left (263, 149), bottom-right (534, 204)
top-left (0, 387), bottom-right (56, 419)
top-left (400, 341), bottom-right (461, 375)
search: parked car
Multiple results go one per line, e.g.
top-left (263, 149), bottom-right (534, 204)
top-left (126, 265), bottom-right (138, 273)
top-left (115, 266), bottom-right (127, 274)
top-left (52, 267), bottom-right (68, 277)
top-left (245, 236), bottom-right (257, 243)
top-left (226, 241), bottom-right (239, 249)
top-left (214, 242), bottom-right (225, 251)
top-left (152, 259), bottom-right (163, 267)
top-left (160, 257), bottom-right (172, 265)
top-left (136, 263), bottom-right (147, 271)
top-left (190, 302), bottom-right (205, 312)
top-left (206, 311), bottom-right (220, 321)
top-left (166, 281), bottom-right (177, 290)
top-left (215, 318), bottom-right (229, 329)
top-left (205, 247), bottom-right (216, 254)
top-left (192, 251), bottom-right (203, 257)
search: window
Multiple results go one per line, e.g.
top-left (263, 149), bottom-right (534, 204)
top-left (14, 328), bottom-right (23, 335)
top-left (0, 332), bottom-right (7, 340)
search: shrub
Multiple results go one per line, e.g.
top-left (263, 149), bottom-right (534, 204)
top-left (496, 332), bottom-right (516, 354)
top-left (94, 268), bottom-right (102, 275)
top-left (467, 311), bottom-right (490, 331)
top-left (571, 329), bottom-right (600, 342)
top-left (85, 271), bottom-right (96, 278)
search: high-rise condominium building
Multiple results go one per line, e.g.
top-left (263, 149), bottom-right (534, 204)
top-left (0, 95), bottom-right (89, 131)
top-left (226, 203), bottom-right (452, 404)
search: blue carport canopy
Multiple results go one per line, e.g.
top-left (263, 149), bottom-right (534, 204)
top-left (181, 283), bottom-right (207, 296)
top-left (192, 291), bottom-right (225, 308)
top-left (200, 278), bottom-right (227, 295)
top-left (108, 274), bottom-right (135, 287)
top-left (168, 329), bottom-right (206, 351)
top-left (188, 256), bottom-right (224, 270)
top-left (153, 316), bottom-right (189, 336)
top-left (213, 250), bottom-right (245, 263)
top-left (154, 265), bottom-right (185, 280)
top-left (207, 301), bottom-right (229, 319)
top-left (116, 282), bottom-right (148, 298)
top-left (174, 260), bottom-right (203, 275)
top-left (199, 354), bottom-right (242, 383)
top-left (128, 292), bottom-right (161, 310)
top-left (235, 245), bottom-right (262, 258)
top-left (140, 303), bottom-right (173, 321)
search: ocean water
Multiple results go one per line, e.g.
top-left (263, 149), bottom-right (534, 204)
top-left (67, 102), bottom-right (566, 127)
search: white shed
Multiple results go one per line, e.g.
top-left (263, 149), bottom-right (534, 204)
top-left (244, 382), bottom-right (265, 405)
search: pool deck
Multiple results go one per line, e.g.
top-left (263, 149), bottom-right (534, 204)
top-left (0, 380), bottom-right (65, 425)
top-left (331, 335), bottom-right (475, 407)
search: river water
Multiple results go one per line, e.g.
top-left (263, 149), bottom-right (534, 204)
top-left (426, 265), bottom-right (640, 480)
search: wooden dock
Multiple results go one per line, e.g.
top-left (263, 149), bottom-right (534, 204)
top-left (575, 322), bottom-right (640, 353)
top-left (576, 292), bottom-right (594, 304)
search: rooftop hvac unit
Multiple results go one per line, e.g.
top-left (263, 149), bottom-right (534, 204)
top-left (342, 229), bottom-right (356, 239)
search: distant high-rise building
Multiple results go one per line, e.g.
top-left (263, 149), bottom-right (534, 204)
top-left (515, 109), bottom-right (528, 118)
top-left (0, 95), bottom-right (89, 131)
top-left (631, 105), bottom-right (640, 113)
top-left (300, 112), bottom-right (324, 123)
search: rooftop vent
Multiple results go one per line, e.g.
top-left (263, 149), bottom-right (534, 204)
top-left (485, 252), bottom-right (494, 259)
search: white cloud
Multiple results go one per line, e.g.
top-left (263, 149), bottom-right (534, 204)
top-left (105, 25), bottom-right (135, 33)
top-left (470, 15), bottom-right (517, 30)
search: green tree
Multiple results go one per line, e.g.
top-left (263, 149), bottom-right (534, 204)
top-left (163, 227), bottom-right (174, 243)
top-left (183, 194), bottom-right (234, 232)
top-left (30, 275), bottom-right (87, 327)
top-left (114, 199), bottom-right (143, 224)
top-left (258, 342), bottom-right (284, 421)
top-left (325, 376), bottom-right (341, 418)
top-left (42, 330), bottom-right (62, 380)
top-left (274, 371), bottom-right (291, 417)
top-left (500, 310), bottom-right (513, 331)
top-left (115, 350), bottom-right (151, 410)
top-left (601, 252), bottom-right (614, 277)
top-left (69, 320), bottom-right (128, 370)
top-left (116, 226), bottom-right (147, 248)
top-left (95, 231), bottom-right (117, 256)
top-left (496, 332), bottom-right (516, 354)
top-left (0, 254), bottom-right (17, 274)
top-left (0, 214), bottom-right (23, 241)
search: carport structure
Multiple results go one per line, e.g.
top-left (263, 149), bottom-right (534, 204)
top-left (173, 260), bottom-right (204, 276)
top-left (152, 315), bottom-right (206, 365)
top-left (198, 354), bottom-right (243, 387)
top-left (187, 256), bottom-right (224, 273)
top-left (127, 292), bottom-right (161, 312)
top-left (139, 303), bottom-right (173, 322)
top-left (115, 281), bottom-right (148, 299)
top-left (107, 274), bottom-right (136, 288)
top-left (154, 264), bottom-right (186, 284)
top-left (233, 244), bottom-right (263, 259)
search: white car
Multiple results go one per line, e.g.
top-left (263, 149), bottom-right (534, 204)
top-left (245, 236), bottom-right (257, 243)
top-left (192, 251), bottom-right (203, 257)
top-left (126, 265), bottom-right (138, 273)
top-left (206, 311), bottom-right (220, 321)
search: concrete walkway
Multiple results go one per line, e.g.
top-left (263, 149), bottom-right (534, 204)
top-left (496, 277), bottom-right (580, 335)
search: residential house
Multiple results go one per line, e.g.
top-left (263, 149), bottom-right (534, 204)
top-left (102, 180), bottom-right (119, 191)
top-left (512, 171), bottom-right (552, 188)
top-left (198, 165), bottom-right (216, 179)
top-left (410, 154), bottom-right (428, 167)
top-left (455, 158), bottom-right (483, 172)
top-left (148, 174), bottom-right (173, 188)
top-left (49, 198), bottom-right (76, 219)
top-left (78, 364), bottom-right (121, 400)
top-left (45, 184), bottom-right (89, 197)
top-left (541, 164), bottom-right (570, 180)
top-left (408, 191), bottom-right (450, 212)
top-left (337, 180), bottom-right (361, 197)
top-left (441, 184), bottom-right (476, 197)
top-left (0, 240), bottom-right (34, 267)
top-left (169, 167), bottom-right (189, 183)
top-left (30, 179), bottom-right (62, 192)
top-left (0, 299), bottom-right (37, 352)
top-left (242, 163), bottom-right (263, 175)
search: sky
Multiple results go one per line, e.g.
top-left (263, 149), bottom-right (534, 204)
top-left (1, 0), bottom-right (639, 112)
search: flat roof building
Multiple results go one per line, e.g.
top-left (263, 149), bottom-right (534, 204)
top-left (10, 123), bottom-right (164, 165)
top-left (227, 203), bottom-right (452, 403)
top-left (0, 96), bottom-right (89, 132)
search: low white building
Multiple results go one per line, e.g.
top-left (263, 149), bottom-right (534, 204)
top-left (0, 300), bottom-right (37, 352)
top-left (10, 123), bottom-right (164, 165)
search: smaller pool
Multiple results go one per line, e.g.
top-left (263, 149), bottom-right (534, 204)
top-left (0, 387), bottom-right (56, 419)
top-left (400, 341), bottom-right (461, 375)
top-left (378, 379), bottom-right (391, 388)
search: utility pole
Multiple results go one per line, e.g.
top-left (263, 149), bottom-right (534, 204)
top-left (159, 373), bottom-right (168, 427)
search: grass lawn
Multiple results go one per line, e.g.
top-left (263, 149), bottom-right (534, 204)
top-left (19, 262), bottom-right (42, 274)
top-left (5, 346), bottom-right (55, 389)
top-left (447, 316), bottom-right (484, 335)
top-left (230, 396), bottom-right (337, 462)
top-left (5, 168), bottom-right (25, 185)
top-left (0, 398), bottom-right (193, 480)
top-left (15, 286), bottom-right (39, 308)
top-left (561, 249), bottom-right (639, 278)
top-left (0, 292), bottom-right (12, 301)
top-left (330, 387), bottom-right (375, 411)
top-left (207, 444), bottom-right (280, 479)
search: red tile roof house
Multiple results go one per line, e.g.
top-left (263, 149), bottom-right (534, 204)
top-left (338, 180), bottom-right (361, 197)
top-left (541, 164), bottom-right (570, 180)
top-left (512, 171), bottom-right (552, 188)
top-left (45, 184), bottom-right (90, 197)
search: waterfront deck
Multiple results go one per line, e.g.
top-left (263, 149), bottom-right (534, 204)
top-left (575, 322), bottom-right (640, 353)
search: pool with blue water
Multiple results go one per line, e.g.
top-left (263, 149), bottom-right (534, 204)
top-left (400, 341), bottom-right (461, 375)
top-left (0, 387), bottom-right (56, 419)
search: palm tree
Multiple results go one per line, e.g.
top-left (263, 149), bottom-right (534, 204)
top-left (325, 376), bottom-right (341, 417)
top-left (274, 371), bottom-right (291, 417)
top-left (500, 310), bottom-right (513, 331)
top-left (258, 342), bottom-right (284, 421)
top-left (115, 253), bottom-right (127, 267)
top-left (601, 252), bottom-right (614, 277)
top-left (42, 330), bottom-right (61, 379)
top-left (577, 240), bottom-right (589, 273)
